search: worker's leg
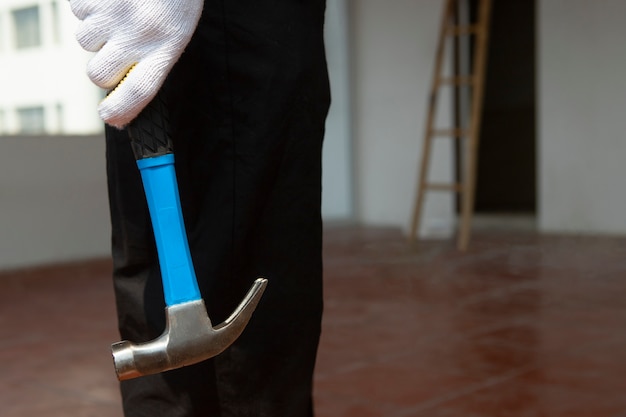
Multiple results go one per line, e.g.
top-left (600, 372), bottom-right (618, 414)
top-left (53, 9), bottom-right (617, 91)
top-left (106, 0), bottom-right (330, 415)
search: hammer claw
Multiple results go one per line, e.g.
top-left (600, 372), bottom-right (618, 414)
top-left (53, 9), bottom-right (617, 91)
top-left (112, 277), bottom-right (268, 380)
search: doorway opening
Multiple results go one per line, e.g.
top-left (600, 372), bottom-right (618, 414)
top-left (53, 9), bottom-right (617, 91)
top-left (457, 0), bottom-right (537, 228)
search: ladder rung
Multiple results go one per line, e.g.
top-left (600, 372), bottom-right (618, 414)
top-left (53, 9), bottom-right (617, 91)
top-left (430, 129), bottom-right (471, 138)
top-left (425, 183), bottom-right (463, 192)
top-left (438, 76), bottom-right (475, 86)
top-left (446, 25), bottom-right (480, 36)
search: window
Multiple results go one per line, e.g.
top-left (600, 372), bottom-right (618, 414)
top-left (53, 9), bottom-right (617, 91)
top-left (51, 1), bottom-right (60, 44)
top-left (17, 106), bottom-right (45, 134)
top-left (0, 14), bottom-right (4, 52)
top-left (13, 6), bottom-right (41, 49)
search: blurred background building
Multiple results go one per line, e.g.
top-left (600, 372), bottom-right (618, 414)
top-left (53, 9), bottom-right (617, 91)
top-left (0, 0), bottom-right (102, 135)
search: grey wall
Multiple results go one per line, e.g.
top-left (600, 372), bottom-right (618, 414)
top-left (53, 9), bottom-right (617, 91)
top-left (0, 135), bottom-right (110, 269)
top-left (322, 0), bottom-right (354, 221)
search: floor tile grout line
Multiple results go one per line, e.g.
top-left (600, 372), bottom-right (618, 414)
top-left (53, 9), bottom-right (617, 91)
top-left (390, 365), bottom-right (535, 417)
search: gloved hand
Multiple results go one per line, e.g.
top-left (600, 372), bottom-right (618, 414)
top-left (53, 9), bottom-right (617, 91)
top-left (70, 0), bottom-right (204, 128)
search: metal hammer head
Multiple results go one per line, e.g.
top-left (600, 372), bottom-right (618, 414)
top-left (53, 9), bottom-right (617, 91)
top-left (111, 278), bottom-right (268, 380)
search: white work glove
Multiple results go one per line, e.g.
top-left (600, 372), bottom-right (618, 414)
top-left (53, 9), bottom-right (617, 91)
top-left (70, 0), bottom-right (204, 128)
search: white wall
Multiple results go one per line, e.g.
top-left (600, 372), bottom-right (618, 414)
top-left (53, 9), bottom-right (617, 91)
top-left (538, 0), bottom-right (626, 234)
top-left (0, 135), bottom-right (110, 269)
top-left (349, 0), bottom-right (455, 237)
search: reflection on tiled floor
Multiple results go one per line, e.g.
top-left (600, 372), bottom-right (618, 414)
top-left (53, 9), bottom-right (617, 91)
top-left (2, 226), bottom-right (626, 417)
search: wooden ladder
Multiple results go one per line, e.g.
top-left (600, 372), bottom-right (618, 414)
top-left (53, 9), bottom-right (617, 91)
top-left (408, 0), bottom-right (492, 250)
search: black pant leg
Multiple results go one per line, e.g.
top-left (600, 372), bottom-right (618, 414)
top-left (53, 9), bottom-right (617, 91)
top-left (107, 0), bottom-right (330, 416)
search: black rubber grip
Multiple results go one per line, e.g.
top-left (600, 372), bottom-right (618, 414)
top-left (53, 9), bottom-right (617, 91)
top-left (127, 90), bottom-right (173, 160)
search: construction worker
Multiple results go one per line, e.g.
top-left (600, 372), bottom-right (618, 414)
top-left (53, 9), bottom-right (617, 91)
top-left (70, 0), bottom-right (330, 416)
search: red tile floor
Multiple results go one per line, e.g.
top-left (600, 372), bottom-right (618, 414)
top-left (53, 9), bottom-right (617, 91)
top-left (1, 225), bottom-right (626, 416)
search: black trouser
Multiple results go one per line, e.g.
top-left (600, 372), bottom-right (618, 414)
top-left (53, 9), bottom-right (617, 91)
top-left (105, 1), bottom-right (330, 415)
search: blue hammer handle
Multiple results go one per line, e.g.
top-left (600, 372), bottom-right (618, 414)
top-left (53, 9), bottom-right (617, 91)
top-left (128, 90), bottom-right (201, 306)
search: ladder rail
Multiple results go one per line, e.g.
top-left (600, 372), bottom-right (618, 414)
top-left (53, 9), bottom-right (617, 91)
top-left (409, 0), bottom-right (492, 250)
top-left (458, 0), bottom-right (492, 250)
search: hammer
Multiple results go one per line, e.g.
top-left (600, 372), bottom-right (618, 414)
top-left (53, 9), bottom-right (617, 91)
top-left (110, 89), bottom-right (267, 381)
